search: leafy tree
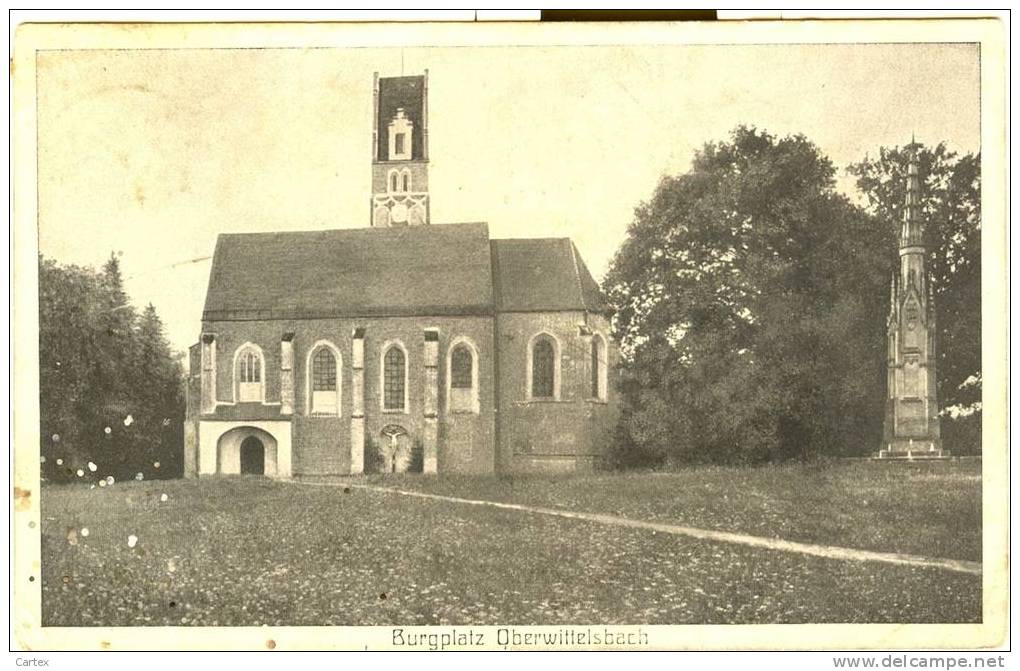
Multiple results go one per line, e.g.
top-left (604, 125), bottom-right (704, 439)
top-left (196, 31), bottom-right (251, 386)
top-left (39, 254), bottom-right (185, 482)
top-left (39, 257), bottom-right (98, 472)
top-left (606, 126), bottom-right (892, 466)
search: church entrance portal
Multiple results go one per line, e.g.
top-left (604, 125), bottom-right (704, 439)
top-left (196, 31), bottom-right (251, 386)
top-left (240, 436), bottom-right (265, 475)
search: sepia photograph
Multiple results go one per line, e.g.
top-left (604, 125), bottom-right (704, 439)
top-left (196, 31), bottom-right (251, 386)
top-left (10, 14), bottom-right (1008, 653)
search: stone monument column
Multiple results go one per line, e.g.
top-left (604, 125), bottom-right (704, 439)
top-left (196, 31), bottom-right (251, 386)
top-left (880, 142), bottom-right (944, 459)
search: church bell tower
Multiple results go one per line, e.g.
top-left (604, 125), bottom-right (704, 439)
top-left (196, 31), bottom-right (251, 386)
top-left (370, 71), bottom-right (430, 227)
top-left (879, 142), bottom-right (944, 458)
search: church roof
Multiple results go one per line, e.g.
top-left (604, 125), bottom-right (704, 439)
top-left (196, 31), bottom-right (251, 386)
top-left (491, 238), bottom-right (607, 313)
top-left (202, 224), bottom-right (606, 321)
top-left (202, 223), bottom-right (494, 320)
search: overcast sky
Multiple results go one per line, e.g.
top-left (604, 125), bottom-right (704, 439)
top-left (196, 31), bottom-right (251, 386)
top-left (36, 42), bottom-right (980, 351)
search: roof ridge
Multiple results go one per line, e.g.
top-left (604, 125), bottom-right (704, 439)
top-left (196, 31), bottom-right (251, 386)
top-left (218, 221), bottom-right (489, 238)
top-left (491, 236), bottom-right (572, 243)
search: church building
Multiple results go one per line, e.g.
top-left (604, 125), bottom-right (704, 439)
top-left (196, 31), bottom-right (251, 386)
top-left (183, 71), bottom-right (620, 477)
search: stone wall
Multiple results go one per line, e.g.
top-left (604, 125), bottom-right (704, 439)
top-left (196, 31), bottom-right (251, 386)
top-left (191, 309), bottom-right (619, 476)
top-left (183, 420), bottom-right (199, 478)
top-left (292, 415), bottom-right (348, 476)
top-left (199, 314), bottom-right (495, 475)
top-left (494, 311), bottom-right (620, 473)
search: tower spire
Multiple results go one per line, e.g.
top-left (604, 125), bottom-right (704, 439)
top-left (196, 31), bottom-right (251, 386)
top-left (901, 142), bottom-right (922, 249)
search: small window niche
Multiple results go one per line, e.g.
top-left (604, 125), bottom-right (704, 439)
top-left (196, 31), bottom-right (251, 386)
top-left (387, 108), bottom-right (414, 161)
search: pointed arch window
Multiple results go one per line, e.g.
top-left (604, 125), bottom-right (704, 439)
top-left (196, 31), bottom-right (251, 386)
top-left (401, 169), bottom-right (411, 193)
top-left (528, 334), bottom-right (560, 400)
top-left (389, 170), bottom-right (398, 193)
top-left (235, 344), bottom-right (264, 403)
top-left (382, 343), bottom-right (407, 412)
top-left (447, 338), bottom-right (479, 414)
top-left (307, 341), bottom-right (342, 415)
top-left (451, 347), bottom-right (472, 388)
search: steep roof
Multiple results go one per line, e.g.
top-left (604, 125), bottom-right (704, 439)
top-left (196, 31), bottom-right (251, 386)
top-left (490, 238), bottom-right (607, 313)
top-left (202, 223), bottom-right (494, 320)
top-left (201, 224), bottom-right (607, 322)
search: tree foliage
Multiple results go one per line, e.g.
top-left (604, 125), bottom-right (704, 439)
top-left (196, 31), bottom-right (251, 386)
top-left (39, 253), bottom-right (185, 482)
top-left (606, 127), bottom-right (893, 465)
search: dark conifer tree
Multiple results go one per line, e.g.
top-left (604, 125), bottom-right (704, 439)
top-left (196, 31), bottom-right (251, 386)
top-left (39, 254), bottom-right (184, 481)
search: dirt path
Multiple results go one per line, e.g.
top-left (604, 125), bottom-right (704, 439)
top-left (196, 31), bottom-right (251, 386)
top-left (291, 480), bottom-right (982, 576)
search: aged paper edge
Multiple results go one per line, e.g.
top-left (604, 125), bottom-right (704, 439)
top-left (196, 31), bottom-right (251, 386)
top-left (11, 18), bottom-right (1008, 651)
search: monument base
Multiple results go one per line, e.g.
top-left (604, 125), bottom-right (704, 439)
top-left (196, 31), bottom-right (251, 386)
top-left (874, 438), bottom-right (949, 460)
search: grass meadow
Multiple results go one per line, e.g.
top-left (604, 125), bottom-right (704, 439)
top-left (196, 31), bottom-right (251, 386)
top-left (40, 460), bottom-right (981, 626)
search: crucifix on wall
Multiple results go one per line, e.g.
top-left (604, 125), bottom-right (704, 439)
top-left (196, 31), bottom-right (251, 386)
top-left (381, 424), bottom-right (409, 473)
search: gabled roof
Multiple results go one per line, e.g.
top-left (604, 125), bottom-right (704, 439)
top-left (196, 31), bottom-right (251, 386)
top-left (202, 223), bottom-right (494, 321)
top-left (490, 238), bottom-right (607, 313)
top-left (201, 224), bottom-right (607, 322)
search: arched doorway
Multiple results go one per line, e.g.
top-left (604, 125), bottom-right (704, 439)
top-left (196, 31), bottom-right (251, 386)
top-left (216, 426), bottom-right (278, 476)
top-left (240, 436), bottom-right (265, 475)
